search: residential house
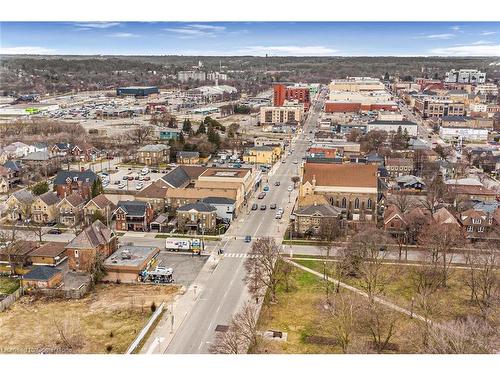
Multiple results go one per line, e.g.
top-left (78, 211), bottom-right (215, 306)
top-left (31, 191), bottom-right (60, 224)
top-left (395, 175), bottom-right (425, 190)
top-left (3, 142), bottom-right (30, 158)
top-left (0, 166), bottom-right (14, 193)
top-left (0, 240), bottom-right (38, 269)
top-left (299, 163), bottom-right (381, 223)
top-left (3, 160), bottom-right (22, 186)
top-left (383, 205), bottom-right (431, 243)
top-left (446, 183), bottom-right (497, 204)
top-left (22, 266), bottom-right (63, 289)
top-left (5, 189), bottom-right (36, 222)
top-left (135, 179), bottom-right (169, 212)
top-left (176, 202), bottom-right (217, 233)
top-left (57, 193), bottom-right (86, 227)
top-left (137, 144), bottom-right (170, 165)
top-left (50, 142), bottom-right (72, 157)
top-left (293, 203), bottom-right (343, 235)
top-left (432, 207), bottom-right (461, 228)
top-left (113, 201), bottom-right (154, 232)
top-left (176, 151), bottom-right (200, 165)
top-left (53, 169), bottom-right (98, 200)
top-left (22, 151), bottom-right (61, 178)
top-left (459, 206), bottom-right (500, 241)
top-left (200, 197), bottom-right (236, 222)
top-left (65, 219), bottom-right (118, 272)
top-left (71, 144), bottom-right (99, 162)
top-left (83, 194), bottom-right (116, 225)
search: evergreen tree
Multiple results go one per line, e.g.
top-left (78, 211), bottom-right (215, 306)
top-left (182, 119), bottom-right (192, 134)
top-left (197, 121), bottom-right (206, 135)
top-left (91, 179), bottom-right (104, 198)
top-left (178, 132), bottom-right (185, 144)
top-left (30, 181), bottom-right (49, 196)
top-left (207, 125), bottom-right (221, 148)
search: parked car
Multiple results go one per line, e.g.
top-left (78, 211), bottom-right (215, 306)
top-left (144, 176), bottom-right (151, 181)
top-left (127, 176), bottom-right (134, 181)
top-left (260, 204), bottom-right (266, 210)
top-left (114, 180), bottom-right (121, 185)
top-left (122, 176), bottom-right (128, 180)
top-left (46, 221), bottom-right (57, 227)
top-left (270, 203), bottom-right (277, 209)
top-left (48, 229), bottom-right (62, 235)
top-left (257, 192), bottom-right (266, 199)
top-left (274, 181), bottom-right (280, 186)
top-left (244, 235), bottom-right (252, 243)
top-left (275, 212), bottom-right (282, 219)
top-left (263, 185), bottom-right (269, 192)
top-left (251, 203), bottom-right (258, 210)
top-left (287, 186), bottom-right (293, 192)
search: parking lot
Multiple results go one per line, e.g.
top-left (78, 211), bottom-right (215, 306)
top-left (154, 251), bottom-right (208, 287)
top-left (102, 167), bottom-right (170, 193)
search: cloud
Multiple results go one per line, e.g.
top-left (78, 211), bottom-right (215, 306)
top-left (470, 40), bottom-right (493, 45)
top-left (481, 31), bottom-right (497, 36)
top-left (0, 46), bottom-right (56, 55)
top-left (237, 45), bottom-right (338, 56)
top-left (74, 22), bottom-right (121, 29)
top-left (108, 32), bottom-right (139, 38)
top-left (186, 24), bottom-right (226, 32)
top-left (164, 24), bottom-right (226, 38)
top-left (430, 44), bottom-right (500, 56)
top-left (424, 33), bottom-right (455, 40)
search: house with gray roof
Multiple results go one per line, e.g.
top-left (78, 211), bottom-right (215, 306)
top-left (137, 144), bottom-right (170, 166)
top-left (113, 200), bottom-right (154, 232)
top-left (177, 201), bottom-right (218, 232)
top-left (293, 203), bottom-right (343, 235)
top-left (65, 219), bottom-right (117, 272)
top-left (53, 169), bottom-right (98, 200)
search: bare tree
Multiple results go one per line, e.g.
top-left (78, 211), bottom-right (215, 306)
top-left (328, 293), bottom-right (357, 353)
top-left (464, 246), bottom-right (499, 320)
top-left (389, 190), bottom-right (413, 214)
top-left (362, 302), bottom-right (398, 353)
top-left (291, 176), bottom-right (300, 188)
top-left (244, 237), bottom-right (284, 304)
top-left (52, 316), bottom-right (84, 351)
top-left (210, 302), bottom-right (260, 354)
top-left (127, 124), bottom-right (154, 146)
top-left (426, 316), bottom-right (496, 354)
top-left (344, 228), bottom-right (393, 302)
top-left (418, 224), bottom-right (463, 287)
top-left (420, 174), bottom-right (446, 214)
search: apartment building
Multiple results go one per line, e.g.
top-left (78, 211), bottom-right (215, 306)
top-left (177, 70), bottom-right (206, 82)
top-left (414, 98), bottom-right (466, 119)
top-left (273, 84), bottom-right (311, 111)
top-left (444, 69), bottom-right (486, 84)
top-left (137, 144), bottom-right (170, 165)
top-left (260, 103), bottom-right (304, 125)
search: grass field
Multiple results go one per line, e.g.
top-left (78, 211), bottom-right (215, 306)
top-left (292, 258), bottom-right (499, 323)
top-left (0, 277), bottom-right (20, 295)
top-left (256, 263), bottom-right (421, 354)
top-left (0, 283), bottom-right (179, 354)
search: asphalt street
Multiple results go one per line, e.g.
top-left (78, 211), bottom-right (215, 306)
top-left (161, 92), bottom-right (326, 354)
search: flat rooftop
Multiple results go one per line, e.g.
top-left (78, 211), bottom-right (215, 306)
top-left (104, 245), bottom-right (159, 269)
top-left (200, 167), bottom-right (251, 179)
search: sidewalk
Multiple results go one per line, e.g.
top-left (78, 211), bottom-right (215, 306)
top-left (139, 248), bottom-right (225, 354)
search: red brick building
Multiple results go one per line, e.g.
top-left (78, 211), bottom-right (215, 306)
top-left (324, 102), bottom-right (397, 113)
top-left (113, 201), bottom-right (154, 232)
top-left (65, 220), bottom-right (117, 272)
top-left (273, 84), bottom-right (311, 111)
top-left (53, 169), bottom-right (98, 200)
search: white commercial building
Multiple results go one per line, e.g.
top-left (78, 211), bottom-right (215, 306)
top-left (366, 120), bottom-right (418, 136)
top-left (439, 126), bottom-right (488, 141)
top-left (444, 69), bottom-right (486, 84)
top-left (178, 70), bottom-right (206, 82)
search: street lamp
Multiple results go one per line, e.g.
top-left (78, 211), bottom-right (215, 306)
top-left (410, 297), bottom-right (415, 319)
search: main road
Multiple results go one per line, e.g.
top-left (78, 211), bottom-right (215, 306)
top-left (160, 92), bottom-right (325, 354)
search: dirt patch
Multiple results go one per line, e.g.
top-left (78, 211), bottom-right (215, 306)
top-left (0, 283), bottom-right (179, 354)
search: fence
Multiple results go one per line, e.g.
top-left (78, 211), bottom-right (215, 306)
top-left (126, 302), bottom-right (165, 354)
top-left (0, 287), bottom-right (23, 312)
top-left (25, 282), bottom-right (91, 299)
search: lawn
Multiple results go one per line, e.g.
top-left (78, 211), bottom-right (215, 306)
top-left (0, 283), bottom-right (179, 354)
top-left (256, 263), bottom-right (420, 354)
top-left (0, 277), bottom-right (20, 295)
top-left (292, 258), bottom-right (499, 323)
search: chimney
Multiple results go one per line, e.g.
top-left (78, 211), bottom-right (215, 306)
top-left (312, 174), bottom-right (316, 187)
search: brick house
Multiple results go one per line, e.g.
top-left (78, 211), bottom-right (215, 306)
top-left (31, 191), bottom-right (60, 224)
top-left (176, 151), bottom-right (200, 165)
top-left (57, 193), bottom-right (86, 227)
top-left (83, 194), bottom-right (116, 225)
top-left (137, 144), bottom-right (170, 165)
top-left (53, 169), bottom-right (98, 200)
top-left (5, 190), bottom-right (36, 222)
top-left (293, 202), bottom-right (342, 235)
top-left (113, 201), bottom-right (154, 232)
top-left (176, 202), bottom-right (217, 233)
top-left (459, 206), bottom-right (500, 241)
top-left (65, 220), bottom-right (117, 272)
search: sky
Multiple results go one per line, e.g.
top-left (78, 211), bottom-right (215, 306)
top-left (1, 22), bottom-right (500, 56)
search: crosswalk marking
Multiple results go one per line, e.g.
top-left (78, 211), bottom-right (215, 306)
top-left (222, 253), bottom-right (260, 259)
